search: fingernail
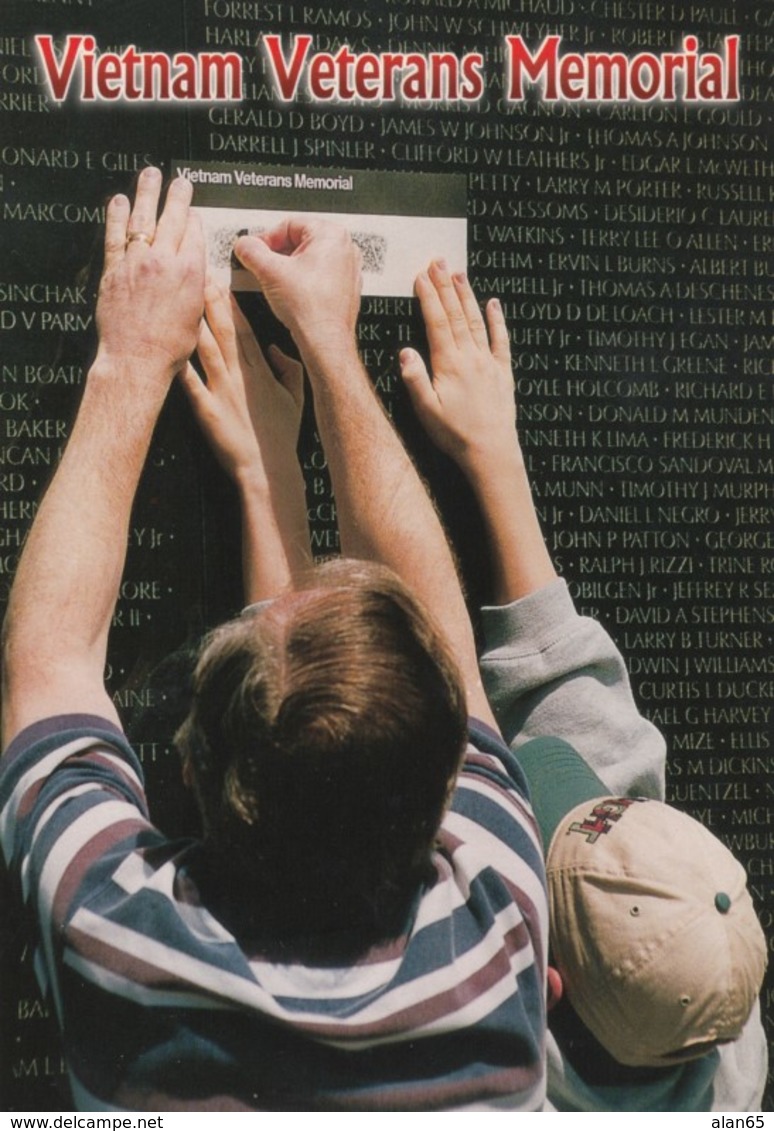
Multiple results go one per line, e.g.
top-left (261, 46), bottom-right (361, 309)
top-left (453, 271), bottom-right (467, 285)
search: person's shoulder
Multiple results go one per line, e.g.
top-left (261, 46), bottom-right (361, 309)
top-left (1, 713), bottom-right (165, 953)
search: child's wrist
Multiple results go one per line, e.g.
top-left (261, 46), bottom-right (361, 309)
top-left (459, 432), bottom-right (523, 481)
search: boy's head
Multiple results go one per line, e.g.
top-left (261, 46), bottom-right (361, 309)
top-left (518, 738), bottom-right (767, 1068)
top-left (175, 559), bottom-right (467, 939)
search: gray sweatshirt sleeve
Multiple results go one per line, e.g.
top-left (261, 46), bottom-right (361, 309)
top-left (479, 578), bottom-right (666, 801)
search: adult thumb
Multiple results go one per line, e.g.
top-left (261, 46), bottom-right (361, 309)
top-left (234, 234), bottom-right (277, 288)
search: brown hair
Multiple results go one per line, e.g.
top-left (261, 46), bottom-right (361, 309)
top-left (176, 559), bottom-right (467, 946)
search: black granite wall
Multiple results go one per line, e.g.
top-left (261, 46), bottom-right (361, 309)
top-left (1, 0), bottom-right (771, 1110)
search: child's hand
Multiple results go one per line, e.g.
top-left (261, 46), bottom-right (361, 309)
top-left (179, 278), bottom-right (303, 487)
top-left (400, 260), bottom-right (518, 473)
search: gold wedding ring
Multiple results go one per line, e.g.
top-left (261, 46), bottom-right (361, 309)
top-left (126, 231), bottom-right (153, 247)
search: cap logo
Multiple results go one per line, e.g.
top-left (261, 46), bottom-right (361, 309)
top-left (567, 797), bottom-right (643, 843)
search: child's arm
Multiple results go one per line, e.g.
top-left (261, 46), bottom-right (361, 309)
top-left (402, 260), bottom-right (666, 801)
top-left (179, 280), bottom-right (311, 604)
top-left (400, 260), bottom-right (556, 603)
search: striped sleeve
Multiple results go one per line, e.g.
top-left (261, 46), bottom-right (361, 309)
top-left (0, 716), bottom-right (160, 1013)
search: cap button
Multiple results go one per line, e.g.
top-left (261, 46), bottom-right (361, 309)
top-left (715, 892), bottom-right (731, 913)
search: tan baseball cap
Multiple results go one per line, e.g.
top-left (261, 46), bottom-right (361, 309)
top-left (546, 792), bottom-right (767, 1067)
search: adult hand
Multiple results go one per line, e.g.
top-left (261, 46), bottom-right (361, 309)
top-left (233, 217), bottom-right (361, 350)
top-left (95, 167), bottom-right (205, 384)
top-left (179, 277), bottom-right (304, 486)
top-left (399, 260), bottom-right (517, 473)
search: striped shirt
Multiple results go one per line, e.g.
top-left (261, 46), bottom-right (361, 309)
top-left (0, 713), bottom-right (547, 1111)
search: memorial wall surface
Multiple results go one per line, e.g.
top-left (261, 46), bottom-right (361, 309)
top-left (1, 0), bottom-right (771, 1110)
